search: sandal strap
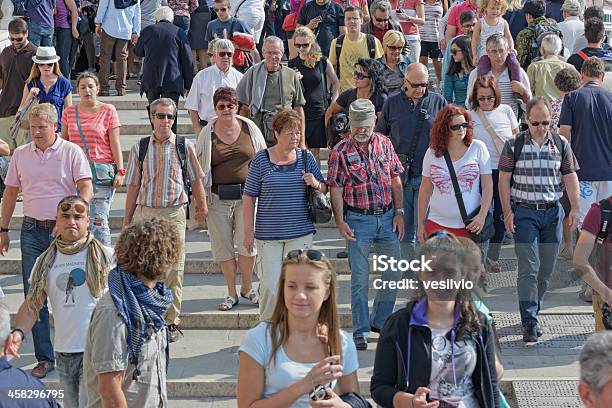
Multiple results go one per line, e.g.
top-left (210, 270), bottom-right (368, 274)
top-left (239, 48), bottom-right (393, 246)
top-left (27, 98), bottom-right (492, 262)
top-left (219, 296), bottom-right (238, 310)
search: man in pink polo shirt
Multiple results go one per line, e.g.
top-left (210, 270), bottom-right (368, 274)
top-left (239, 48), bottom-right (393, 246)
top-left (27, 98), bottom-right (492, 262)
top-left (443, 0), bottom-right (479, 49)
top-left (0, 102), bottom-right (92, 379)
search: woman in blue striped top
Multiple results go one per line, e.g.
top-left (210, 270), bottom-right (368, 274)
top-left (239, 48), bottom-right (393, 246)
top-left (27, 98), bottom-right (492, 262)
top-left (444, 35), bottom-right (475, 107)
top-left (243, 109), bottom-right (327, 322)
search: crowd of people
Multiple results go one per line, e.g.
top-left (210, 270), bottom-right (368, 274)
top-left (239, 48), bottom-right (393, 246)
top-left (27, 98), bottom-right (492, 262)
top-left (0, 0), bottom-right (611, 406)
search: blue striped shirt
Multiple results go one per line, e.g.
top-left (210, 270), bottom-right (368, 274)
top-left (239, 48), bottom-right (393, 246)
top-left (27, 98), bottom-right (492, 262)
top-left (244, 148), bottom-right (325, 241)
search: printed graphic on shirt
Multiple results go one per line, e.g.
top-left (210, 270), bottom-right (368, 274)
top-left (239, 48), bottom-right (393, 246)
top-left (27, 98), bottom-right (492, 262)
top-left (428, 331), bottom-right (479, 407)
top-left (430, 163), bottom-right (479, 194)
top-left (56, 267), bottom-right (87, 306)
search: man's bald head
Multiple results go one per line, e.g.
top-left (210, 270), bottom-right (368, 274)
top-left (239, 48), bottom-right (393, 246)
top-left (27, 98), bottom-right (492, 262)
top-left (404, 63), bottom-right (429, 101)
top-left (407, 62), bottom-right (429, 77)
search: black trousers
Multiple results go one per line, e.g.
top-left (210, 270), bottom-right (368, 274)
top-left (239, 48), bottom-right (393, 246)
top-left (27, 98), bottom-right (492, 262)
top-left (146, 88), bottom-right (181, 134)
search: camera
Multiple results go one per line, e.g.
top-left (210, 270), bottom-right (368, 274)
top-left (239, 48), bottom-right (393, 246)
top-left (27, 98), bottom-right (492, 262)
top-left (309, 384), bottom-right (327, 401)
top-left (602, 302), bottom-right (611, 330)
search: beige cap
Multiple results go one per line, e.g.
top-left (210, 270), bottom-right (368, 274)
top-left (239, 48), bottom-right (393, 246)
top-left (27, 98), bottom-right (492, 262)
top-left (349, 99), bottom-right (376, 128)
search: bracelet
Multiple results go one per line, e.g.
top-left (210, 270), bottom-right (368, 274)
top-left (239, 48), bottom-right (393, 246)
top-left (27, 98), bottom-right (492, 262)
top-left (11, 328), bottom-right (25, 342)
top-left (308, 372), bottom-right (316, 393)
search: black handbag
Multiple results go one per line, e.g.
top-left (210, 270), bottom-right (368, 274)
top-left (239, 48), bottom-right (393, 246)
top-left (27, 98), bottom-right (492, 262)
top-left (302, 149), bottom-right (332, 224)
top-left (217, 183), bottom-right (244, 200)
top-left (443, 152), bottom-right (494, 244)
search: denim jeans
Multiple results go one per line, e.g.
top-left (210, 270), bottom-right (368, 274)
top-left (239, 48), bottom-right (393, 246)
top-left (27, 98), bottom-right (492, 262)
top-left (401, 174), bottom-right (422, 262)
top-left (346, 210), bottom-right (402, 337)
top-left (404, 38), bottom-right (421, 65)
top-left (55, 352), bottom-right (87, 408)
top-left (28, 22), bottom-right (54, 46)
top-left (20, 219), bottom-right (55, 363)
top-left (487, 170), bottom-right (506, 262)
top-left (55, 27), bottom-right (74, 78)
top-left (90, 184), bottom-right (115, 246)
top-left (514, 203), bottom-right (564, 326)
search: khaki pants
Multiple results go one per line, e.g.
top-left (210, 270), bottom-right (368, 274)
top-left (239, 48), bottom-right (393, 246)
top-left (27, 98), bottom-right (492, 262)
top-left (593, 294), bottom-right (606, 332)
top-left (98, 30), bottom-right (129, 93)
top-left (0, 116), bottom-right (29, 150)
top-left (133, 204), bottom-right (186, 325)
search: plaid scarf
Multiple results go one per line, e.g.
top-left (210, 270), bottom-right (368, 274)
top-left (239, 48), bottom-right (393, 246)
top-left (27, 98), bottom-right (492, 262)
top-left (108, 267), bottom-right (172, 378)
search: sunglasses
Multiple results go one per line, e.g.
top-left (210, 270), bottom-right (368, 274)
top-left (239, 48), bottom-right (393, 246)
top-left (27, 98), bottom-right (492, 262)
top-left (406, 80), bottom-right (428, 88)
top-left (214, 7), bottom-right (228, 11)
top-left (294, 43), bottom-right (311, 49)
top-left (38, 63), bottom-right (54, 67)
top-left (218, 51), bottom-right (233, 57)
top-left (375, 17), bottom-right (389, 23)
top-left (388, 45), bottom-right (403, 51)
top-left (154, 113), bottom-right (175, 120)
top-left (286, 249), bottom-right (324, 261)
top-left (450, 48), bottom-right (462, 55)
top-left (60, 202), bottom-right (87, 214)
top-left (477, 96), bottom-right (495, 102)
top-left (216, 103), bottom-right (235, 111)
top-left (353, 71), bottom-right (370, 80)
top-left (9, 36), bottom-right (25, 42)
top-left (530, 120), bottom-right (551, 126)
top-left (450, 122), bottom-right (469, 131)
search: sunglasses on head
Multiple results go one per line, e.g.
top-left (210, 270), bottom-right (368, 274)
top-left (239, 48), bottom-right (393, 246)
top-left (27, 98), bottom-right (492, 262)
top-left (216, 103), bottom-right (235, 110)
top-left (294, 42), bottom-right (311, 49)
top-left (353, 71), bottom-right (370, 80)
top-left (406, 80), bottom-right (428, 88)
top-left (286, 249), bottom-right (324, 261)
top-left (60, 202), bottom-right (87, 214)
top-left (450, 122), bottom-right (469, 131)
top-left (530, 120), bottom-right (550, 126)
top-left (154, 113), bottom-right (175, 120)
top-left (218, 51), bottom-right (233, 57)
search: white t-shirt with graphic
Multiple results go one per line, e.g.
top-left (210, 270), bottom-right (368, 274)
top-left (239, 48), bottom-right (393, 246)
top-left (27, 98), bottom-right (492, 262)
top-left (428, 327), bottom-right (479, 407)
top-left (32, 246), bottom-right (114, 353)
top-left (422, 140), bottom-right (492, 228)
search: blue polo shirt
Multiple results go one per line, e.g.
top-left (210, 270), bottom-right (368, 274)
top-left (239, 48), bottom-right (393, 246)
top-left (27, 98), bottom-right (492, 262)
top-left (0, 356), bottom-right (59, 407)
top-left (375, 90), bottom-right (447, 176)
top-left (558, 82), bottom-right (612, 181)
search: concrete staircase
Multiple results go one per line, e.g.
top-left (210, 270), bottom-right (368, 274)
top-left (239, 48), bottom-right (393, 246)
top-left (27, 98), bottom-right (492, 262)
top-left (0, 84), bottom-right (593, 407)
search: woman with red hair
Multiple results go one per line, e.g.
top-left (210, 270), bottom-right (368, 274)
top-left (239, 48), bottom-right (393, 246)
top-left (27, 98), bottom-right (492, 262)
top-left (417, 104), bottom-right (493, 241)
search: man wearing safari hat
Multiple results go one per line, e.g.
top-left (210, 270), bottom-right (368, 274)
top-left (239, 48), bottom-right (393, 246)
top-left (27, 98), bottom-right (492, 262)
top-left (327, 98), bottom-right (405, 350)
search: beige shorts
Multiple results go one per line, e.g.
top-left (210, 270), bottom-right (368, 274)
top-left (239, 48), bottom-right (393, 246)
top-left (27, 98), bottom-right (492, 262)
top-left (207, 193), bottom-right (256, 262)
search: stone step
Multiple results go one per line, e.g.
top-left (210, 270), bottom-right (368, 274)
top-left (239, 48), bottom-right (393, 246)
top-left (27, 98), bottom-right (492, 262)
top-left (8, 310), bottom-right (591, 399)
top-left (115, 109), bottom-right (194, 135)
top-left (71, 79), bottom-right (143, 92)
top-left (74, 93), bottom-right (186, 110)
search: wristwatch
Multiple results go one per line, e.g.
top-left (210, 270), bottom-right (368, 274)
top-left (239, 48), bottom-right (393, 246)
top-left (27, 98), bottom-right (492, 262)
top-left (117, 168), bottom-right (127, 176)
top-left (0, 227), bottom-right (9, 233)
top-left (394, 208), bottom-right (405, 216)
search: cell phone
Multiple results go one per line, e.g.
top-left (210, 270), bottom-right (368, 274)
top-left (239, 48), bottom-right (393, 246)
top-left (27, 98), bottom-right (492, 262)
top-left (309, 385), bottom-right (327, 401)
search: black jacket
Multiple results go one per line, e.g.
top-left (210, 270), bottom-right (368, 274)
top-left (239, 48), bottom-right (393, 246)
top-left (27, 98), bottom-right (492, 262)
top-left (371, 299), bottom-right (499, 408)
top-left (134, 21), bottom-right (194, 96)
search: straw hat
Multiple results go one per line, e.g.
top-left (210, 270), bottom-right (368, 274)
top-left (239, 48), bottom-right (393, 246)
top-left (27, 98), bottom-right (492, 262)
top-left (32, 47), bottom-right (60, 64)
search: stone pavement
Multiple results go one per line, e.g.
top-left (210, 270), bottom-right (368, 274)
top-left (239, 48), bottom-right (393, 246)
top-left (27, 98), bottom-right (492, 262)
top-left (0, 82), bottom-right (596, 407)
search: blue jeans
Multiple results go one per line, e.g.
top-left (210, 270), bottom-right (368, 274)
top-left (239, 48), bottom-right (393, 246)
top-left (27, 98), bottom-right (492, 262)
top-left (346, 210), bottom-right (402, 337)
top-left (28, 22), bottom-right (54, 46)
top-left (20, 219), bottom-right (55, 363)
top-left (55, 27), bottom-right (74, 78)
top-left (487, 170), bottom-right (506, 262)
top-left (55, 352), bottom-right (87, 408)
top-left (401, 174), bottom-right (421, 262)
top-left (514, 203), bottom-right (564, 326)
top-left (90, 184), bottom-right (115, 246)
top-left (173, 15), bottom-right (190, 42)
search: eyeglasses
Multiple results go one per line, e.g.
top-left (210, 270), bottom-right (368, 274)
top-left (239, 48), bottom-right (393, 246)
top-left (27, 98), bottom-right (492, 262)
top-left (9, 36), bottom-right (25, 42)
top-left (154, 113), bottom-right (175, 120)
top-left (450, 48), bottom-right (462, 55)
top-left (286, 249), bottom-right (324, 261)
top-left (214, 7), bottom-right (227, 12)
top-left (530, 120), bottom-right (550, 127)
top-left (406, 80), bottom-right (428, 88)
top-left (388, 45), bottom-right (403, 51)
top-left (450, 122), bottom-right (469, 131)
top-left (218, 51), bottom-right (233, 57)
top-left (60, 202), bottom-right (87, 214)
top-left (477, 96), bottom-right (495, 102)
top-left (216, 103), bottom-right (236, 111)
top-left (294, 43), bottom-right (311, 49)
top-left (353, 71), bottom-right (370, 80)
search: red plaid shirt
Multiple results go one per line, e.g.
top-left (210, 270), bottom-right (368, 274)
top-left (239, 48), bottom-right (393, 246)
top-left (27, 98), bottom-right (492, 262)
top-left (327, 132), bottom-right (404, 210)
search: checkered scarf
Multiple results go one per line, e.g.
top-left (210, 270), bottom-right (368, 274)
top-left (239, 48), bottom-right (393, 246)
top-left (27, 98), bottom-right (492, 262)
top-left (108, 266), bottom-right (172, 377)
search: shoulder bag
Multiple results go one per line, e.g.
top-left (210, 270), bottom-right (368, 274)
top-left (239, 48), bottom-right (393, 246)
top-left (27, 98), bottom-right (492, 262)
top-left (302, 149), bottom-right (332, 224)
top-left (443, 151), bottom-right (494, 244)
top-left (76, 105), bottom-right (117, 186)
top-left (475, 108), bottom-right (507, 156)
top-left (261, 70), bottom-right (286, 147)
top-left (282, 0), bottom-right (306, 32)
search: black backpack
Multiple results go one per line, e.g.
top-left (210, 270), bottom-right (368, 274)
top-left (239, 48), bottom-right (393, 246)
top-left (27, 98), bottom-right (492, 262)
top-left (512, 131), bottom-right (565, 164)
top-left (526, 21), bottom-right (564, 66)
top-left (595, 198), bottom-right (612, 245)
top-left (334, 33), bottom-right (377, 77)
top-left (138, 136), bottom-right (192, 216)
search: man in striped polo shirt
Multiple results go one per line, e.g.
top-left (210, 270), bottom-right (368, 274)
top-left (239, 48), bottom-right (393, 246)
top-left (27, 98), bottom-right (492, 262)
top-left (498, 97), bottom-right (580, 344)
top-left (123, 98), bottom-right (208, 342)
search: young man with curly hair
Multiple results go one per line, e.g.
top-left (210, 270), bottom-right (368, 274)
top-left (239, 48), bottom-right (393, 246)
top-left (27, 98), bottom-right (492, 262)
top-left (83, 218), bottom-right (183, 408)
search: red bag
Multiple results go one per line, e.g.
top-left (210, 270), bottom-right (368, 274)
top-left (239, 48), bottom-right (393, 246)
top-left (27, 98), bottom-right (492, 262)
top-left (282, 0), bottom-right (306, 32)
